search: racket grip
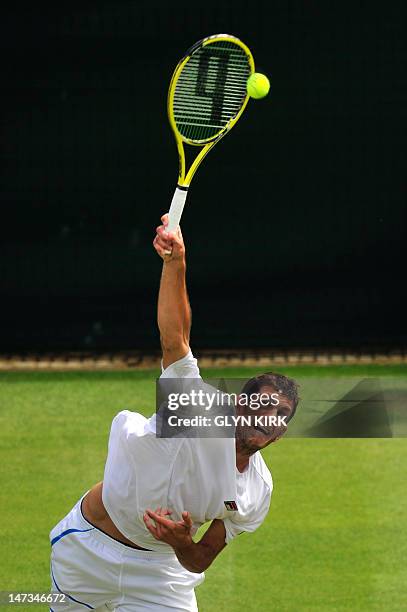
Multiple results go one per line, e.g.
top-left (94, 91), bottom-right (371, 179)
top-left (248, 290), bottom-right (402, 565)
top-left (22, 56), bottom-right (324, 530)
top-left (167, 186), bottom-right (188, 233)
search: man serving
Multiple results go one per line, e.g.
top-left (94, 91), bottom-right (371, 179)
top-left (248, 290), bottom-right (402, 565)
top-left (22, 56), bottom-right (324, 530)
top-left (49, 215), bottom-right (298, 611)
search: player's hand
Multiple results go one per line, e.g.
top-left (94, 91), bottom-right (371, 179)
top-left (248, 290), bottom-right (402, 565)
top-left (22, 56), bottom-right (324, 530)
top-left (143, 507), bottom-right (193, 550)
top-left (153, 214), bottom-right (185, 262)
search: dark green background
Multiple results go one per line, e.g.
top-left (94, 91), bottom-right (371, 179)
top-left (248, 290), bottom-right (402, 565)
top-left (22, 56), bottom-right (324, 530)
top-left (1, 2), bottom-right (406, 351)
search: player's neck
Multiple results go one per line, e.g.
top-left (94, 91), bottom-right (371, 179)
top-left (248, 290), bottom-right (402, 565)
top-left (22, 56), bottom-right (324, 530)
top-left (235, 442), bottom-right (255, 472)
top-left (236, 456), bottom-right (250, 472)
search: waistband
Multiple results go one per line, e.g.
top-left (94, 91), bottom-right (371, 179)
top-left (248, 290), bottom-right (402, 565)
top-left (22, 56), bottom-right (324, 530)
top-left (75, 493), bottom-right (177, 560)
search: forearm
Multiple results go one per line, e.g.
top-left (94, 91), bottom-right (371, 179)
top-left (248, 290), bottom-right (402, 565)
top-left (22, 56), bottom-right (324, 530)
top-left (174, 539), bottom-right (218, 573)
top-left (158, 258), bottom-right (191, 349)
top-left (143, 512), bottom-right (226, 573)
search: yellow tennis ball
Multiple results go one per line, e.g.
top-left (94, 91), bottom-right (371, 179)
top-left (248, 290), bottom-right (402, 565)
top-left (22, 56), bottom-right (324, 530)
top-left (247, 73), bottom-right (270, 99)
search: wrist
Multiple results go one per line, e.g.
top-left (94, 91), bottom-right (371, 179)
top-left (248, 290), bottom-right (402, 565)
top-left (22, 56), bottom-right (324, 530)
top-left (163, 256), bottom-right (186, 269)
top-left (173, 535), bottom-right (194, 553)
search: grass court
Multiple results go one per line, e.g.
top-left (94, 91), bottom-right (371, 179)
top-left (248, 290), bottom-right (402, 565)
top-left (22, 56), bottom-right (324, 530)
top-left (1, 363), bottom-right (406, 611)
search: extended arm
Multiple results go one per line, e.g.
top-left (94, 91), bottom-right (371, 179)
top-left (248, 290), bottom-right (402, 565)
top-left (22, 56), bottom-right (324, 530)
top-left (143, 509), bottom-right (227, 573)
top-left (153, 214), bottom-right (191, 369)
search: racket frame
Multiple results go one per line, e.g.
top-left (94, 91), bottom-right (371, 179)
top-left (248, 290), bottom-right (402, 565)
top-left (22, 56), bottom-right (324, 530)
top-left (167, 34), bottom-right (255, 188)
top-left (165, 34), bottom-right (255, 236)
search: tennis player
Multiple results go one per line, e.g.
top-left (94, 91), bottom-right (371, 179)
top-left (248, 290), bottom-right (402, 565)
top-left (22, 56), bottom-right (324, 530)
top-left (49, 215), bottom-right (298, 611)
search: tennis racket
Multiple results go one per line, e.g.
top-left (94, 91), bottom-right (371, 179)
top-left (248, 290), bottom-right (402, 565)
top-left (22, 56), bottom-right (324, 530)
top-left (166, 33), bottom-right (255, 233)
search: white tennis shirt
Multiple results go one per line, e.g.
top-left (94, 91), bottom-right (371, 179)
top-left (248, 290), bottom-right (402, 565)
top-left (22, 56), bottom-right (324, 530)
top-left (102, 350), bottom-right (273, 551)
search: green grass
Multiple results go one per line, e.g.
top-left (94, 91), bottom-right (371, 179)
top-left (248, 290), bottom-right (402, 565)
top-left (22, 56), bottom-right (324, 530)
top-left (0, 365), bottom-right (406, 611)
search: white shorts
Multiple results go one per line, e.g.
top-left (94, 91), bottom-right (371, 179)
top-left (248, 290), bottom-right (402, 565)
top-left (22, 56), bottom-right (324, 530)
top-left (49, 495), bottom-right (205, 611)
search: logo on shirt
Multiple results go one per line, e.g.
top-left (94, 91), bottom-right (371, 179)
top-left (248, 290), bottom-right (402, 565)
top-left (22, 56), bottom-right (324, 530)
top-left (224, 500), bottom-right (238, 511)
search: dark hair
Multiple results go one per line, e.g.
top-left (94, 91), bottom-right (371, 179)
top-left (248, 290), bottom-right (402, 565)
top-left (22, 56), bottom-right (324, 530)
top-left (240, 372), bottom-right (299, 421)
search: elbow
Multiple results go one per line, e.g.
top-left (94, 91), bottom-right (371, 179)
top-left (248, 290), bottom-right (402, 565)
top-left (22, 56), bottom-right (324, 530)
top-left (160, 334), bottom-right (189, 353)
top-left (190, 566), bottom-right (207, 574)
top-left (175, 542), bottom-right (216, 574)
top-left (187, 543), bottom-right (217, 573)
top-left (180, 559), bottom-right (209, 574)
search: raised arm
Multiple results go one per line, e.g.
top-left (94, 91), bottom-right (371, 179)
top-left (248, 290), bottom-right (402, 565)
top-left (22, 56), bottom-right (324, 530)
top-left (153, 214), bottom-right (191, 369)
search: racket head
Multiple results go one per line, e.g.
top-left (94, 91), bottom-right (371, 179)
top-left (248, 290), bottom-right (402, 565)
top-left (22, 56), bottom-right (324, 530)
top-left (168, 34), bottom-right (255, 147)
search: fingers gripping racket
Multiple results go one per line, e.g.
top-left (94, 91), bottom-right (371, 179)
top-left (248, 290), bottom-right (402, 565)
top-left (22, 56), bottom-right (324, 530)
top-left (167, 34), bottom-right (255, 233)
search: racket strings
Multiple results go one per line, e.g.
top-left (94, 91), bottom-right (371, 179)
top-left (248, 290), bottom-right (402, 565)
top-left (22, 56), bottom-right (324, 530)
top-left (172, 40), bottom-right (251, 142)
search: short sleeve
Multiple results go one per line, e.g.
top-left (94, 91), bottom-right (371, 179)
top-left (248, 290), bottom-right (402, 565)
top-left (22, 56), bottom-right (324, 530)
top-left (160, 349), bottom-right (200, 379)
top-left (157, 350), bottom-right (234, 438)
top-left (223, 486), bottom-right (272, 544)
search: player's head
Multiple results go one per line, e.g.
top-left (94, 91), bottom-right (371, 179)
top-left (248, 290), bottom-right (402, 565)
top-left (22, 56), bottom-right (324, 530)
top-left (235, 372), bottom-right (299, 452)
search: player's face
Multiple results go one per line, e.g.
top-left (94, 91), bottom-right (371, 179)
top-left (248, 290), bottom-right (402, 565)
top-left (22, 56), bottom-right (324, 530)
top-left (235, 385), bottom-right (294, 451)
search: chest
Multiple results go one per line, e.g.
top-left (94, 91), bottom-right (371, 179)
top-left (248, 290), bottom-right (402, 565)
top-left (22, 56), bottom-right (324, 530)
top-left (167, 453), bottom-right (261, 528)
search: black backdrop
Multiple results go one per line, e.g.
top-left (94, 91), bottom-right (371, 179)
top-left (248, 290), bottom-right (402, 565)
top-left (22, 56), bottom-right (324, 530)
top-left (1, 2), bottom-right (406, 351)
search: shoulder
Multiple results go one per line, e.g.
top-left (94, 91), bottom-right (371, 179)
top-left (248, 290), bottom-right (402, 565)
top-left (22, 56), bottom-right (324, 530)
top-left (109, 410), bottom-right (184, 461)
top-left (110, 410), bottom-right (151, 437)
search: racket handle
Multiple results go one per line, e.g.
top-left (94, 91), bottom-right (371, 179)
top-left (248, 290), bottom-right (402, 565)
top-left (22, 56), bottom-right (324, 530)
top-left (167, 186), bottom-right (188, 233)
